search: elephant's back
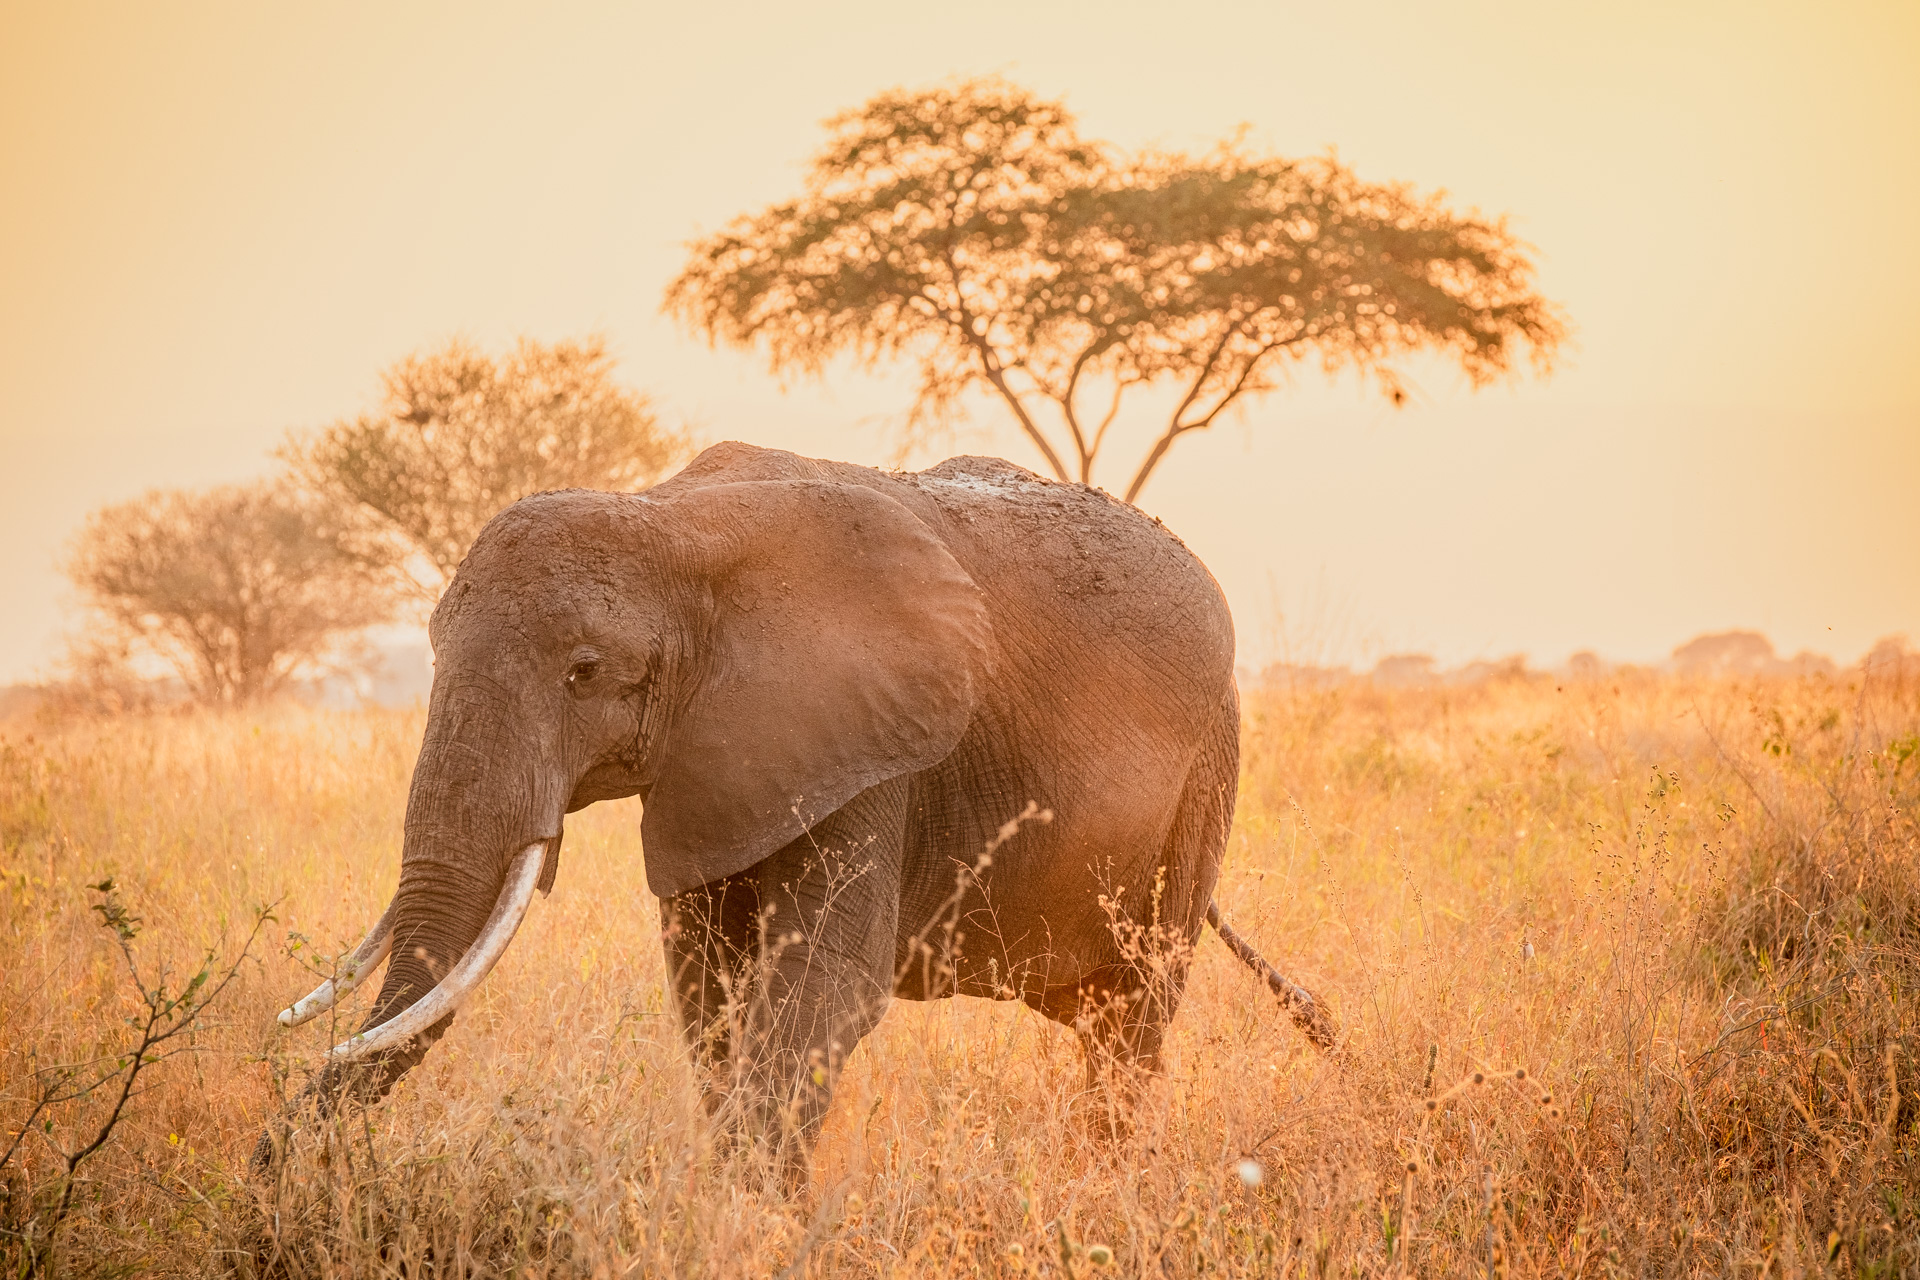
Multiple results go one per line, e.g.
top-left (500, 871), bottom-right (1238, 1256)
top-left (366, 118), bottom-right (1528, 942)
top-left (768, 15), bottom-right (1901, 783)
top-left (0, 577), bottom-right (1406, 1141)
top-left (653, 441), bottom-right (1236, 700)
top-left (902, 454), bottom-right (1234, 703)
top-left (656, 443), bottom-right (1228, 710)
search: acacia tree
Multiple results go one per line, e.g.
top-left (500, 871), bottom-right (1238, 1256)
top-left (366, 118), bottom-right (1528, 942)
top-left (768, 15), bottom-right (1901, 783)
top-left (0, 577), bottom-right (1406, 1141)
top-left (668, 79), bottom-right (1569, 502)
top-left (286, 335), bottom-right (685, 586)
top-left (66, 482), bottom-right (400, 704)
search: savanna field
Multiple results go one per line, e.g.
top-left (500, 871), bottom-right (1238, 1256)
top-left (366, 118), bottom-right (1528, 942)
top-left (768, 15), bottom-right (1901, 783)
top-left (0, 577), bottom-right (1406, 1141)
top-left (2, 665), bottom-right (1916, 1277)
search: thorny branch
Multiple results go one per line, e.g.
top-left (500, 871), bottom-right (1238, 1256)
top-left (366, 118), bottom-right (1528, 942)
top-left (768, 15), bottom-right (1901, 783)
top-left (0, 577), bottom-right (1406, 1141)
top-left (1, 878), bottom-right (276, 1274)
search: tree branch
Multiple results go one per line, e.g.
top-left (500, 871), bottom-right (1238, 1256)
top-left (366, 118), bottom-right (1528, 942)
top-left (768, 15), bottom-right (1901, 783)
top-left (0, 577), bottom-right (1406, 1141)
top-left (1164, 322), bottom-right (1241, 439)
top-left (966, 333), bottom-right (1070, 483)
top-left (1122, 322), bottom-right (1242, 504)
top-left (937, 248), bottom-right (1071, 482)
top-left (9, 884), bottom-right (275, 1274)
top-left (1183, 331), bottom-right (1309, 434)
top-left (1123, 329), bottom-right (1309, 504)
top-left (1087, 375), bottom-right (1133, 467)
top-left (1055, 341), bottom-right (1104, 483)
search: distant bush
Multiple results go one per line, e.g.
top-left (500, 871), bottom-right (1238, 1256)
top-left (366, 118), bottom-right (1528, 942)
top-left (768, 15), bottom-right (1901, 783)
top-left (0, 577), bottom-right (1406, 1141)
top-left (50, 335), bottom-right (684, 711)
top-left (285, 335), bottom-right (688, 592)
top-left (63, 481), bottom-right (402, 705)
top-left (1671, 629), bottom-right (1837, 677)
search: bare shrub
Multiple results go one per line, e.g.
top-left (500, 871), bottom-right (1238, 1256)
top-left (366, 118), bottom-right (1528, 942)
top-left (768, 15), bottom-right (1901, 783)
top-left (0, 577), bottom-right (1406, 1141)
top-left (0, 878), bottom-right (270, 1275)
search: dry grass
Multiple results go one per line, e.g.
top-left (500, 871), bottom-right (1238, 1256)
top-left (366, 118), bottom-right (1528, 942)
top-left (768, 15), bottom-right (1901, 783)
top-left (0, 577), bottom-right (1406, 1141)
top-left (2, 666), bottom-right (1916, 1276)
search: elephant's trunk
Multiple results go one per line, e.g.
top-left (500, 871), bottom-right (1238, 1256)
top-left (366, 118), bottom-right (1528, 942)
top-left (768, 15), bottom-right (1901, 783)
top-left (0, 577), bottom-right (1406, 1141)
top-left (335, 835), bottom-right (557, 1092)
top-left (278, 676), bottom-right (568, 1098)
top-left (256, 646), bottom-right (569, 1179)
top-left (250, 847), bottom-right (535, 1175)
top-left (327, 841), bottom-right (545, 1061)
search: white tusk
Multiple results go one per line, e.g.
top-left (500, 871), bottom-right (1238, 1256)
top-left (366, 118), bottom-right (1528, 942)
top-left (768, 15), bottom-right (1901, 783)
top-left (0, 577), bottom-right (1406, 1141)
top-left (278, 898), bottom-right (399, 1028)
top-left (324, 842), bottom-right (545, 1063)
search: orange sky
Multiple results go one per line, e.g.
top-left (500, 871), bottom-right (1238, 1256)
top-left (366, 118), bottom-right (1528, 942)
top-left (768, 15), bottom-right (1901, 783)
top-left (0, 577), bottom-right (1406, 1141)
top-left (2, 0), bottom-right (1916, 682)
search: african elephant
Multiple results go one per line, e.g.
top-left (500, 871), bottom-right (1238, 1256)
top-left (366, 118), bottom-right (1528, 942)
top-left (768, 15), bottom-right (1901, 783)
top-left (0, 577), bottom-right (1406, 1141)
top-left (261, 442), bottom-right (1333, 1178)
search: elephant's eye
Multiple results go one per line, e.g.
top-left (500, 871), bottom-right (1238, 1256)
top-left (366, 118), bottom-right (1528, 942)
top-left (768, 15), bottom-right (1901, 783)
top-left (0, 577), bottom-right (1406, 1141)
top-left (567, 660), bottom-right (600, 690)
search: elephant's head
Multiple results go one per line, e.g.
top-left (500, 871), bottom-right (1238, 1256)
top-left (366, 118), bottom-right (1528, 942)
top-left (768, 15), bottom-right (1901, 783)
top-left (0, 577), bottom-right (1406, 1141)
top-left (276, 476), bottom-right (991, 1081)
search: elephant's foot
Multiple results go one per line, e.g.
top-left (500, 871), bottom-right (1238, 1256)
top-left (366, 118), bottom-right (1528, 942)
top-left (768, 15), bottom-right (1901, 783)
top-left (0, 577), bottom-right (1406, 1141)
top-left (247, 1120), bottom-right (285, 1179)
top-left (745, 1053), bottom-right (833, 1191)
top-left (1043, 966), bottom-right (1175, 1147)
top-left (1073, 1052), bottom-right (1161, 1144)
top-left (696, 1054), bottom-right (736, 1118)
top-left (689, 1051), bottom-right (827, 1196)
top-left (1073, 1082), bottom-right (1134, 1143)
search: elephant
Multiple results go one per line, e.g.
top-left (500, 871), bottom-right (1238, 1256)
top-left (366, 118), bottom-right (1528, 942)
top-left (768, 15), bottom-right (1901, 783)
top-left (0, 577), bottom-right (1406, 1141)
top-left (259, 442), bottom-right (1334, 1179)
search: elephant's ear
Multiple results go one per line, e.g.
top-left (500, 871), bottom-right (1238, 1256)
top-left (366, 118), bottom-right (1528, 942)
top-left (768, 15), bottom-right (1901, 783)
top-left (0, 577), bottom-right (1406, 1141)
top-left (639, 480), bottom-right (990, 899)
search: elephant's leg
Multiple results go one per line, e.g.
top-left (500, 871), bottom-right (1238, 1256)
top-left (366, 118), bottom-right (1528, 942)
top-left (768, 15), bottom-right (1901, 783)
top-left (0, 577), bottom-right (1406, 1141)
top-left (1041, 696), bottom-right (1238, 1140)
top-left (739, 777), bottom-right (906, 1181)
top-left (1034, 960), bottom-right (1182, 1141)
top-left (660, 872), bottom-right (762, 1107)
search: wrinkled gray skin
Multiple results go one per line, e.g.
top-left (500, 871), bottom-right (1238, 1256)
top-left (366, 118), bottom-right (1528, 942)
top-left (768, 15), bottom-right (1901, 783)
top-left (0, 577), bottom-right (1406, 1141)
top-left (267, 443), bottom-right (1251, 1177)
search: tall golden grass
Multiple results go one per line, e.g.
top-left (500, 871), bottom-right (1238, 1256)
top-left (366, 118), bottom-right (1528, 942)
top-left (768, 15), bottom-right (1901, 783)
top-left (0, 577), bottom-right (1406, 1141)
top-left (2, 665), bottom-right (1915, 1276)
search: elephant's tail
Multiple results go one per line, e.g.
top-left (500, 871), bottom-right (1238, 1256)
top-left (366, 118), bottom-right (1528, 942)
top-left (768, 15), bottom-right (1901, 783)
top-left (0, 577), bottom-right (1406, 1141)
top-left (1205, 899), bottom-right (1340, 1051)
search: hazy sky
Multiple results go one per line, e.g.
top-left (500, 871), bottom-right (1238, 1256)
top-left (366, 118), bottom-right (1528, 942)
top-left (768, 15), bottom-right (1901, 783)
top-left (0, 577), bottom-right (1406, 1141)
top-left (3, 0), bottom-right (1916, 682)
